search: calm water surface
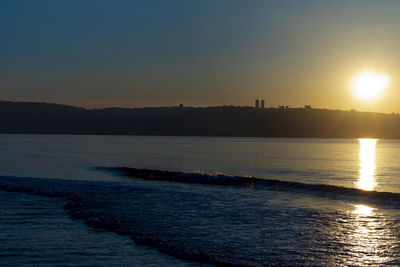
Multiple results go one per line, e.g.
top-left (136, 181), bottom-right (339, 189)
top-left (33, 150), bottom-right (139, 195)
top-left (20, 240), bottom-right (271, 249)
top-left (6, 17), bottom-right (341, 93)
top-left (1, 134), bottom-right (400, 266)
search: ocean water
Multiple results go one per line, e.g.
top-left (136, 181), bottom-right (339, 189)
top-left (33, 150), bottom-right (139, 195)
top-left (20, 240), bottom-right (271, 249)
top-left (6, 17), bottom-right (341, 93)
top-left (1, 134), bottom-right (400, 266)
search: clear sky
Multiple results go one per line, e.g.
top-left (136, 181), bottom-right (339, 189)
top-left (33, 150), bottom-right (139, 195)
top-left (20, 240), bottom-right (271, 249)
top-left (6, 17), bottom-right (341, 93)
top-left (1, 0), bottom-right (400, 113)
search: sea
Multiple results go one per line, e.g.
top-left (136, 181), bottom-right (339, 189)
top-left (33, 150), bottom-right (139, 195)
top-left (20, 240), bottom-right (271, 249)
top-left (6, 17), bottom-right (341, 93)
top-left (1, 134), bottom-right (400, 266)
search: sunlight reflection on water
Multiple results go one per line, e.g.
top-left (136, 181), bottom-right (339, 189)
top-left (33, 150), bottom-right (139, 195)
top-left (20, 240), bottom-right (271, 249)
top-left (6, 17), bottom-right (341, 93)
top-left (345, 140), bottom-right (397, 265)
top-left (353, 204), bottom-right (374, 216)
top-left (343, 204), bottom-right (394, 266)
top-left (356, 139), bottom-right (377, 191)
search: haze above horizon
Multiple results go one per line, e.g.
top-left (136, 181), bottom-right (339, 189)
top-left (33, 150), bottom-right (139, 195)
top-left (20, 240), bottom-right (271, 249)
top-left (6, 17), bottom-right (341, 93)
top-left (1, 0), bottom-right (400, 113)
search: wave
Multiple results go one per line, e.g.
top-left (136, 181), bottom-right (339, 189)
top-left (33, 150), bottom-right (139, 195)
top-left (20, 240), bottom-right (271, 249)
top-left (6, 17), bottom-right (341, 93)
top-left (98, 166), bottom-right (400, 207)
top-left (2, 171), bottom-right (400, 266)
top-left (0, 175), bottom-right (256, 266)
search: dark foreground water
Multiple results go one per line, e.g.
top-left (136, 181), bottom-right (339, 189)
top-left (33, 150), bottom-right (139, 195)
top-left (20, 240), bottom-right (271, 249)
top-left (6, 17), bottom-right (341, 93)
top-left (1, 135), bottom-right (400, 266)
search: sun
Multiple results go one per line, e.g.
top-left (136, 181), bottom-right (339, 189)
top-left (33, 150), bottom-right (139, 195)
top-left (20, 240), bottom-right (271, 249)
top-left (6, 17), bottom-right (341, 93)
top-left (352, 71), bottom-right (390, 101)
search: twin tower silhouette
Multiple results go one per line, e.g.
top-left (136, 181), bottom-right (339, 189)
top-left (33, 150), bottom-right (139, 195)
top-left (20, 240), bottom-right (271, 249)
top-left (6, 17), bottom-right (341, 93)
top-left (255, 99), bottom-right (265, 108)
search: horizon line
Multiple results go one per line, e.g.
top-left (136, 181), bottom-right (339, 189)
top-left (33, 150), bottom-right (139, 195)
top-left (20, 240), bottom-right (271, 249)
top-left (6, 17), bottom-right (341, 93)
top-left (1, 99), bottom-right (399, 115)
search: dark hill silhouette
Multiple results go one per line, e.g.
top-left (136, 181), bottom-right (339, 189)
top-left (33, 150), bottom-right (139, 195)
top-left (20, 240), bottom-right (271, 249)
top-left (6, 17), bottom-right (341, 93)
top-left (1, 100), bottom-right (400, 138)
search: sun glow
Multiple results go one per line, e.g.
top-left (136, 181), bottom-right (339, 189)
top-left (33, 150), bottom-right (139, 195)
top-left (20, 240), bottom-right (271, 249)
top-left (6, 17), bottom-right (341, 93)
top-left (352, 72), bottom-right (390, 100)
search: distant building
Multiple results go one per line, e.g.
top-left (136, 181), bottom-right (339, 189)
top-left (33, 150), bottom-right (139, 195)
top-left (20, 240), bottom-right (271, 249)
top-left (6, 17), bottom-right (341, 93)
top-left (279, 105), bottom-right (285, 110)
top-left (261, 99), bottom-right (265, 108)
top-left (179, 104), bottom-right (184, 108)
top-left (255, 99), bottom-right (260, 108)
top-left (304, 105), bottom-right (312, 111)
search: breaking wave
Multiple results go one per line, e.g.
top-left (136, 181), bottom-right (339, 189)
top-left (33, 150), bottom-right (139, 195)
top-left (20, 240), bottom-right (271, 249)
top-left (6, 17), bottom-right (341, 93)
top-left (2, 168), bottom-right (400, 266)
top-left (0, 175), bottom-right (251, 266)
top-left (98, 166), bottom-right (400, 207)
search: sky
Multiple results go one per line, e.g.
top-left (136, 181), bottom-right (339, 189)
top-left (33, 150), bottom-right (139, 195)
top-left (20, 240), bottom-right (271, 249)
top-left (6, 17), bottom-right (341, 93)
top-left (1, 0), bottom-right (400, 113)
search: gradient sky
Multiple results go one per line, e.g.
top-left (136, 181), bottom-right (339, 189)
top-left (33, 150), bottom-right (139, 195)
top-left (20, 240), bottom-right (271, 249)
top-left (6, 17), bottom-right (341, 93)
top-left (1, 0), bottom-right (400, 112)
